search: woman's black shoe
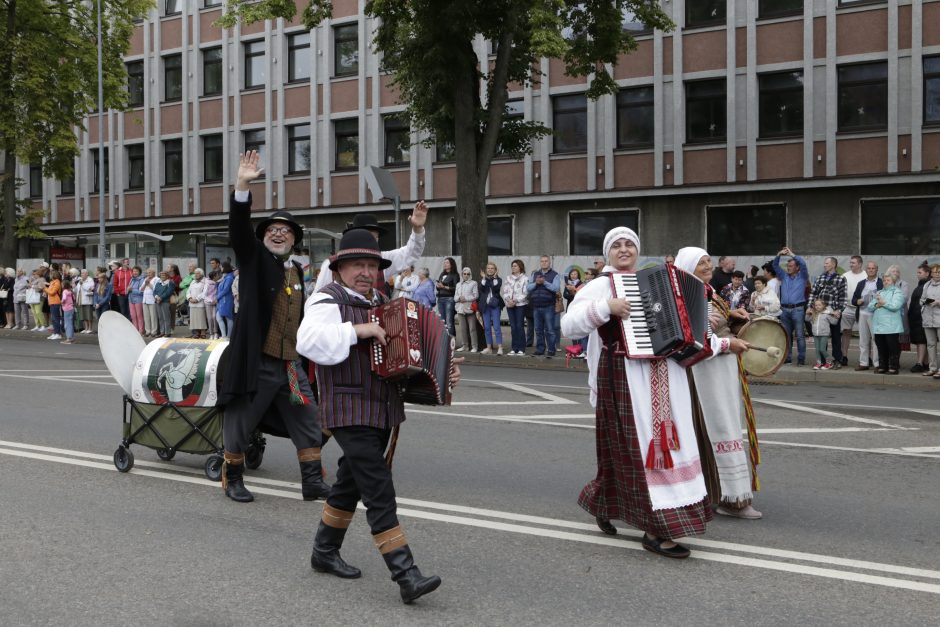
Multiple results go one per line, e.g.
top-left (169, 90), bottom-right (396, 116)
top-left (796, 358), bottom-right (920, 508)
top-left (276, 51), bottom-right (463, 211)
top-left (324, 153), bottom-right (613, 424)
top-left (641, 534), bottom-right (691, 559)
top-left (595, 516), bottom-right (617, 535)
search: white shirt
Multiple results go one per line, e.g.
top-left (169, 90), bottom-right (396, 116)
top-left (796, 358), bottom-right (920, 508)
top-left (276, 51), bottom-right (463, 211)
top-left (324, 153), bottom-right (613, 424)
top-left (187, 278), bottom-right (206, 308)
top-left (767, 277), bottom-right (781, 298)
top-left (395, 274), bottom-right (420, 299)
top-left (842, 270), bottom-right (866, 304)
top-left (296, 286), bottom-right (364, 366)
top-left (314, 229), bottom-right (426, 293)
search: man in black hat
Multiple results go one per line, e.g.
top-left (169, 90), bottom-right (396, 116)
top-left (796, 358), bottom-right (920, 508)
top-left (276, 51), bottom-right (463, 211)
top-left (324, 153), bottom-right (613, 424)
top-left (296, 228), bottom-right (458, 604)
top-left (217, 150), bottom-right (330, 503)
top-left (313, 205), bottom-right (428, 293)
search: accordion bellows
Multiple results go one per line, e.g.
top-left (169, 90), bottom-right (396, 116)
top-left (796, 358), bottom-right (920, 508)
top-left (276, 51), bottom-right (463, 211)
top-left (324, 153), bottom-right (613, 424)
top-left (370, 298), bottom-right (454, 405)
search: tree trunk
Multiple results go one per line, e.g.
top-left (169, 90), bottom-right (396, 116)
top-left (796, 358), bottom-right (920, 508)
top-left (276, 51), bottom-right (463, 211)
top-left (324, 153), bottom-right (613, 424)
top-left (0, 4), bottom-right (18, 265)
top-left (452, 53), bottom-right (488, 278)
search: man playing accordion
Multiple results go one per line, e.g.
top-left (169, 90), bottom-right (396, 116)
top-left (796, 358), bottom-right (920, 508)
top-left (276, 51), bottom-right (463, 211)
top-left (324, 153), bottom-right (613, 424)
top-left (296, 228), bottom-right (459, 604)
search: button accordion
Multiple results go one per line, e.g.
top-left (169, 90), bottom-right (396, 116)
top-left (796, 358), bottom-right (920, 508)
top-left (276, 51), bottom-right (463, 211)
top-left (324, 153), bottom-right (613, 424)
top-left (370, 297), bottom-right (454, 405)
top-left (608, 264), bottom-right (712, 367)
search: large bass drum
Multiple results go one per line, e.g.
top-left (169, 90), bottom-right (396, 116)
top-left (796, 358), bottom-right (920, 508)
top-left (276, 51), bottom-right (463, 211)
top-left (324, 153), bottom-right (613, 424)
top-left (737, 317), bottom-right (788, 377)
top-left (131, 338), bottom-right (229, 407)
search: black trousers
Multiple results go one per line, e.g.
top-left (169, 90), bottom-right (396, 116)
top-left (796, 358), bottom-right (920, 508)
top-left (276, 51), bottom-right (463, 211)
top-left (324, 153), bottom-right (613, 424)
top-left (873, 333), bottom-right (900, 371)
top-left (327, 426), bottom-right (398, 534)
top-left (829, 322), bottom-right (844, 361)
top-left (223, 354), bottom-right (321, 453)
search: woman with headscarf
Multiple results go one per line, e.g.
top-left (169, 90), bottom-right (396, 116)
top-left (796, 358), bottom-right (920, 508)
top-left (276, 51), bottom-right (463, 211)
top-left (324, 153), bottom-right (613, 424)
top-left (675, 247), bottom-right (761, 520)
top-left (562, 229), bottom-right (742, 559)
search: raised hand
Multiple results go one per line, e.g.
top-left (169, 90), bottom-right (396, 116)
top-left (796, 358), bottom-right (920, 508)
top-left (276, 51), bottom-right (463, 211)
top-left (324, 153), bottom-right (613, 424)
top-left (409, 200), bottom-right (428, 231)
top-left (235, 151), bottom-right (264, 191)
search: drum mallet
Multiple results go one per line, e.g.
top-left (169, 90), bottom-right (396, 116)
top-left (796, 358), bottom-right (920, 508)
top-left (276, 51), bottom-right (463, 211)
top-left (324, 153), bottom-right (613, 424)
top-left (748, 345), bottom-right (782, 358)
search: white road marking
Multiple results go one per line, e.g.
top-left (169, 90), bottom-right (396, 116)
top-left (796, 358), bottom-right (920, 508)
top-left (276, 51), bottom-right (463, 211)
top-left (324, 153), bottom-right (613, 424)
top-left (869, 446), bottom-right (940, 454)
top-left (0, 372), bottom-right (119, 386)
top-left (438, 381), bottom-right (579, 406)
top-left (0, 369), bottom-right (109, 372)
top-left (2, 441), bottom-right (939, 595)
top-left (754, 399), bottom-right (910, 430)
top-left (762, 440), bottom-right (940, 459)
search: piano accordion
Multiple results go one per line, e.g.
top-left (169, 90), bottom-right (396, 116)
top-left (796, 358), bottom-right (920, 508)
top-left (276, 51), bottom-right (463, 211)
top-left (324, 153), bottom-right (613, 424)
top-left (370, 297), bottom-right (454, 405)
top-left (608, 264), bottom-right (712, 367)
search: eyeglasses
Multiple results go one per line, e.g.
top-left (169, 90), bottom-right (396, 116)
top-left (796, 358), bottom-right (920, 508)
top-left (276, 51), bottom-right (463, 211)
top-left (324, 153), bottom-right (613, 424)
top-left (462, 272), bottom-right (471, 275)
top-left (265, 225), bottom-right (293, 236)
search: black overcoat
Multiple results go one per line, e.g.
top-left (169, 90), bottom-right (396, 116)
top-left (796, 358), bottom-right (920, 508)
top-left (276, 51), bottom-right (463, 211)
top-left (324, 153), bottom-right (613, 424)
top-left (219, 191), bottom-right (305, 404)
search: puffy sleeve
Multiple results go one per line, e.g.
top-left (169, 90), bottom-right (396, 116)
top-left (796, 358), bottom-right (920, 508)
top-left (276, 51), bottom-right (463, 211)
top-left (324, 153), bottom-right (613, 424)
top-left (296, 292), bottom-right (359, 365)
top-left (382, 229), bottom-right (426, 280)
top-left (561, 277), bottom-right (612, 339)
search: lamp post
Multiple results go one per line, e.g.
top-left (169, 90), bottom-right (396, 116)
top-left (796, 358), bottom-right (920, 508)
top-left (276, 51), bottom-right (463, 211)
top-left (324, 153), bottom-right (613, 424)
top-left (96, 0), bottom-right (106, 267)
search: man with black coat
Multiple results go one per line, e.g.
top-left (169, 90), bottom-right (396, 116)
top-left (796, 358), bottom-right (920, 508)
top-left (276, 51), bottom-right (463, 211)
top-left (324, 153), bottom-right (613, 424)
top-left (217, 151), bottom-right (330, 503)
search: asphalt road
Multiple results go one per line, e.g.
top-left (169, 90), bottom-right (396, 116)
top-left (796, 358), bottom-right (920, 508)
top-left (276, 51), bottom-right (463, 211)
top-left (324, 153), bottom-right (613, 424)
top-left (1, 337), bottom-right (939, 626)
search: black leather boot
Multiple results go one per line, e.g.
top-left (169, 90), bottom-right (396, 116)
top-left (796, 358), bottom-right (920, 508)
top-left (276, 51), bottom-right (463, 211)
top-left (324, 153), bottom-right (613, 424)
top-left (382, 546), bottom-right (441, 604)
top-left (310, 521), bottom-right (361, 579)
top-left (223, 452), bottom-right (254, 503)
top-left (298, 457), bottom-right (331, 501)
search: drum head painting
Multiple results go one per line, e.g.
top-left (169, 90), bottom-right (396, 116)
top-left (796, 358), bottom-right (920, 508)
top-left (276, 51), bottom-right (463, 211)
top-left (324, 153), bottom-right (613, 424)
top-left (132, 338), bottom-right (229, 407)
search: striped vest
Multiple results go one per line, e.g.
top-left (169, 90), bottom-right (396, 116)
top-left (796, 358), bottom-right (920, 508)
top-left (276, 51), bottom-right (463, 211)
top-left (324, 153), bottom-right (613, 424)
top-left (315, 282), bottom-right (405, 431)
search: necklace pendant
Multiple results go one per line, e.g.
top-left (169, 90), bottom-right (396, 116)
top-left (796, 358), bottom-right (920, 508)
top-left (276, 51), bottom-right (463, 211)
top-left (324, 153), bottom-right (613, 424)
top-left (286, 287), bottom-right (292, 296)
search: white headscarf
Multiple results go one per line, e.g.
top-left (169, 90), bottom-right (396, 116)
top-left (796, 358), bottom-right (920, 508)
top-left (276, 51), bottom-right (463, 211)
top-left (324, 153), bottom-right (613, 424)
top-left (602, 227), bottom-right (640, 258)
top-left (674, 247), bottom-right (709, 279)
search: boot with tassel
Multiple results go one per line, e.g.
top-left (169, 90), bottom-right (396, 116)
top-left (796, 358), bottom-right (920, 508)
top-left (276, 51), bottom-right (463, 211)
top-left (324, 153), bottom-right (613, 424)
top-left (222, 451), bottom-right (254, 502)
top-left (297, 447), bottom-right (331, 501)
top-left (310, 504), bottom-right (361, 578)
top-left (375, 526), bottom-right (441, 604)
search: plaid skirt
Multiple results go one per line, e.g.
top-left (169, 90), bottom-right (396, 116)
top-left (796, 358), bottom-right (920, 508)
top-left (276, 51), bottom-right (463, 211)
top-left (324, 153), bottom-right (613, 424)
top-left (578, 346), bottom-right (712, 540)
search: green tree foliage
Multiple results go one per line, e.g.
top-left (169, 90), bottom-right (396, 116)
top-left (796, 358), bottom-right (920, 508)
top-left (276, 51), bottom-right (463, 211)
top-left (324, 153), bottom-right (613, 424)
top-left (219, 0), bottom-right (672, 273)
top-left (0, 0), bottom-right (153, 264)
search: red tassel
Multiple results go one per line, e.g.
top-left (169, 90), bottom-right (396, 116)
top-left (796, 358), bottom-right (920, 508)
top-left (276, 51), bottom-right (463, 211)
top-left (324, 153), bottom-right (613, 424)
top-left (663, 420), bottom-right (680, 451)
top-left (646, 440), bottom-right (660, 470)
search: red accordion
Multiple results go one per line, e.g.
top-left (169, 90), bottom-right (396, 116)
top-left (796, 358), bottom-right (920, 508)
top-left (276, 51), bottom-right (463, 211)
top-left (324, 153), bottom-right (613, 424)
top-left (609, 264), bottom-right (712, 367)
top-left (370, 297), bottom-right (454, 405)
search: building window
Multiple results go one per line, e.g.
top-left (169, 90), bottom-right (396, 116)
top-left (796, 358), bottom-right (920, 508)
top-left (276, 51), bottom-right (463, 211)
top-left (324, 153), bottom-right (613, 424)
top-left (616, 86), bottom-right (654, 148)
top-left (334, 24), bottom-right (359, 77)
top-left (127, 144), bottom-right (145, 189)
top-left (451, 216), bottom-right (514, 256)
top-left (384, 116), bottom-right (410, 166)
top-left (496, 99), bottom-right (524, 156)
top-left (127, 60), bottom-right (144, 107)
top-left (924, 56), bottom-right (940, 126)
top-left (838, 62), bottom-right (888, 132)
top-left (287, 124), bottom-right (311, 173)
top-left (861, 198), bottom-right (940, 255)
top-left (758, 71), bottom-right (803, 138)
top-left (165, 0), bottom-right (181, 16)
top-left (686, 0), bottom-right (726, 28)
top-left (244, 40), bottom-right (266, 89)
top-left (203, 47), bottom-right (223, 96)
top-left (686, 78), bottom-right (726, 143)
top-left (203, 134), bottom-right (223, 182)
top-left (759, 0), bottom-right (802, 19)
top-left (288, 32), bottom-right (311, 83)
top-left (164, 54), bottom-right (182, 102)
top-left (707, 204), bottom-right (786, 255)
top-left (334, 119), bottom-right (359, 170)
top-left (436, 140), bottom-right (455, 162)
top-left (204, 0), bottom-right (222, 7)
top-left (29, 164), bottom-right (42, 198)
top-left (164, 139), bottom-right (183, 186)
top-left (244, 129), bottom-right (266, 175)
top-left (570, 211), bottom-right (639, 255)
top-left (553, 94), bottom-right (588, 154)
top-left (622, 9), bottom-right (652, 35)
top-left (92, 148), bottom-right (109, 193)
top-left (59, 175), bottom-right (75, 196)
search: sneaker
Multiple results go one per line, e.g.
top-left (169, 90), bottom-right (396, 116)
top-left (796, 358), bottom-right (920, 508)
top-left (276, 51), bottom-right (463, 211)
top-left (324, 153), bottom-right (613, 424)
top-left (455, 346), bottom-right (466, 353)
top-left (480, 347), bottom-right (493, 355)
top-left (821, 362), bottom-right (833, 370)
top-left (830, 361), bottom-right (842, 370)
top-left (797, 360), bottom-right (805, 366)
top-left (469, 348), bottom-right (478, 353)
top-left (813, 363), bottom-right (822, 370)
top-left (497, 346), bottom-right (503, 356)
top-left (532, 352), bottom-right (544, 357)
top-left (60, 339), bottom-right (73, 345)
top-left (47, 334), bottom-right (61, 340)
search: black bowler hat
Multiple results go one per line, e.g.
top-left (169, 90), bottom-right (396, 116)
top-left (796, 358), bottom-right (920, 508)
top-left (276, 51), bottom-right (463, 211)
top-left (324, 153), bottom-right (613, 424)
top-left (255, 210), bottom-right (304, 243)
top-left (343, 213), bottom-right (388, 235)
top-left (329, 228), bottom-right (392, 272)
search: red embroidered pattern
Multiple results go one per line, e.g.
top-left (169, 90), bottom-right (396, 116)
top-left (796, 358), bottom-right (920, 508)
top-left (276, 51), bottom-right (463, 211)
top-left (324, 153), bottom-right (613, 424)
top-left (645, 459), bottom-right (703, 486)
top-left (713, 439), bottom-right (745, 454)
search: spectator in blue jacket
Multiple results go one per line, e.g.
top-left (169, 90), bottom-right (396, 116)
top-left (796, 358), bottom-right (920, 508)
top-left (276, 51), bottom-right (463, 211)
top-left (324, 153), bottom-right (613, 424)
top-left (412, 267), bottom-right (436, 310)
top-left (92, 271), bottom-right (113, 331)
top-left (478, 262), bottom-right (504, 355)
top-left (527, 255), bottom-right (560, 357)
top-left (215, 261), bottom-right (236, 338)
top-left (773, 247), bottom-right (809, 366)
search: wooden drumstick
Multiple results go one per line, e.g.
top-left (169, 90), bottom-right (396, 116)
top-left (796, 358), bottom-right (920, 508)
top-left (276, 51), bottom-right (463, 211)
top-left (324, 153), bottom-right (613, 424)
top-left (749, 345), bottom-right (782, 358)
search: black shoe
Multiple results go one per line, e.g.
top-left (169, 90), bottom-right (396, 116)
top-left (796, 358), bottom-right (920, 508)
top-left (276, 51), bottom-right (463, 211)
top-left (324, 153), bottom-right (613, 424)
top-left (223, 461), bottom-right (254, 502)
top-left (797, 360), bottom-right (805, 366)
top-left (546, 352), bottom-right (555, 358)
top-left (911, 363), bottom-right (926, 373)
top-left (595, 516), bottom-right (617, 536)
top-left (310, 522), bottom-right (361, 579)
top-left (383, 546), bottom-right (441, 604)
top-left (641, 534), bottom-right (690, 559)
top-left (532, 352), bottom-right (544, 356)
top-left (299, 460), bottom-right (331, 501)
top-left (841, 357), bottom-right (849, 366)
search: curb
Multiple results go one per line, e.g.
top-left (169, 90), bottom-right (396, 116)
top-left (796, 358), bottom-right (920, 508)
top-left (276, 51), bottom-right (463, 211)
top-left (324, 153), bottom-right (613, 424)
top-left (3, 328), bottom-right (938, 390)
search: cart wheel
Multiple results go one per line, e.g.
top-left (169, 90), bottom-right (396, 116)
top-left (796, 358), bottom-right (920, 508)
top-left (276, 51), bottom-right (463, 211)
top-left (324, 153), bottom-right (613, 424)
top-left (114, 446), bottom-right (135, 473)
top-left (205, 455), bottom-right (224, 482)
top-left (245, 444), bottom-right (264, 470)
top-left (156, 448), bottom-right (176, 461)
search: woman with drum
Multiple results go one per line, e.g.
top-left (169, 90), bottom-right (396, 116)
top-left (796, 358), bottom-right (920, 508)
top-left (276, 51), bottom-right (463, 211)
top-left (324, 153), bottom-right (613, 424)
top-left (675, 247), bottom-right (762, 520)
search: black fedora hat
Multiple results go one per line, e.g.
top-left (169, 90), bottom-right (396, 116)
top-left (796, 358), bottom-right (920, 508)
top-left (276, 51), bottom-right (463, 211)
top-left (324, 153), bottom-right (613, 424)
top-left (255, 210), bottom-right (304, 243)
top-left (343, 213), bottom-right (388, 235)
top-left (329, 229), bottom-right (392, 271)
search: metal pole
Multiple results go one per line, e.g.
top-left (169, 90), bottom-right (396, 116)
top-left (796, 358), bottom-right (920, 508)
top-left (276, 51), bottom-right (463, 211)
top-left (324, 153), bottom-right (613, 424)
top-left (393, 195), bottom-right (401, 249)
top-left (97, 0), bottom-right (106, 267)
